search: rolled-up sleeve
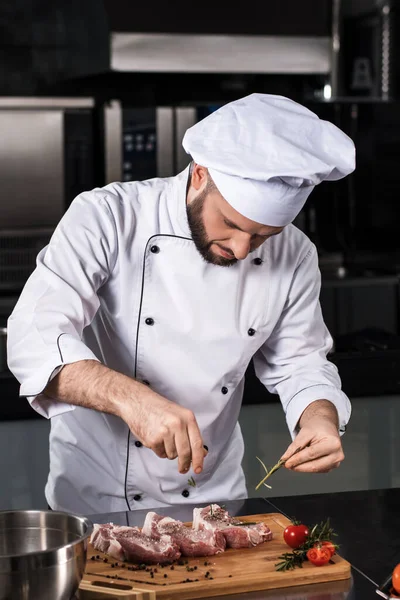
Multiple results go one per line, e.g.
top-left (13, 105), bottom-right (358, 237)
top-left (253, 244), bottom-right (351, 439)
top-left (7, 191), bottom-right (118, 418)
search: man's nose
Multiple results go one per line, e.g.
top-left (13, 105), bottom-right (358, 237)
top-left (231, 235), bottom-right (251, 260)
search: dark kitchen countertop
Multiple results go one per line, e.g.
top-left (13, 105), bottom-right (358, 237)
top-left (86, 491), bottom-right (394, 599)
top-left (266, 488), bottom-right (400, 588)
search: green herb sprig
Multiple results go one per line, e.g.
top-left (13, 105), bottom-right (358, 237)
top-left (275, 518), bottom-right (338, 571)
top-left (275, 550), bottom-right (305, 571)
top-left (187, 476), bottom-right (196, 487)
top-left (255, 447), bottom-right (303, 490)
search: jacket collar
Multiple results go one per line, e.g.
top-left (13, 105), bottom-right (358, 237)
top-left (169, 166), bottom-right (192, 239)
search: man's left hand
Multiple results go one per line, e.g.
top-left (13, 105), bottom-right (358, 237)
top-left (280, 400), bottom-right (345, 473)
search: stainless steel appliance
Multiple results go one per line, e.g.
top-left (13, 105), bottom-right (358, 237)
top-left (105, 0), bottom-right (337, 80)
top-left (0, 509), bottom-right (93, 600)
top-left (0, 97), bottom-right (95, 228)
top-left (342, 0), bottom-right (395, 100)
top-left (104, 103), bottom-right (222, 185)
top-left (0, 97), bottom-right (96, 291)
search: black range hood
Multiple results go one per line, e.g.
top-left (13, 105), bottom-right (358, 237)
top-left (46, 0), bottom-right (338, 105)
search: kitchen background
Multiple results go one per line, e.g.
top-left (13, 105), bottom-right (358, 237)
top-left (1, 0), bottom-right (400, 509)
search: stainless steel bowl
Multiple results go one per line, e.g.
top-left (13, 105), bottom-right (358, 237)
top-left (0, 510), bottom-right (93, 600)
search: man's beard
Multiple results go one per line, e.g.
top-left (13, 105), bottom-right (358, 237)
top-left (186, 190), bottom-right (237, 267)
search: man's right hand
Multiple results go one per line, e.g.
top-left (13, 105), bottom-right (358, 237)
top-left (118, 385), bottom-right (207, 474)
top-left (44, 360), bottom-right (207, 475)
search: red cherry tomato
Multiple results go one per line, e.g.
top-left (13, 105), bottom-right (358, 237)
top-left (320, 541), bottom-right (336, 557)
top-left (307, 545), bottom-right (331, 566)
top-left (392, 564), bottom-right (400, 594)
top-left (283, 524), bottom-right (309, 549)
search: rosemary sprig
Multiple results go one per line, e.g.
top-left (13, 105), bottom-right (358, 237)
top-left (275, 550), bottom-right (305, 571)
top-left (187, 476), bottom-right (196, 487)
top-left (255, 456), bottom-right (272, 489)
top-left (275, 517), bottom-right (338, 571)
top-left (255, 447), bottom-right (302, 490)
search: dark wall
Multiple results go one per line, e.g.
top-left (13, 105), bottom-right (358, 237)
top-left (104, 0), bottom-right (332, 36)
top-left (0, 0), bottom-right (109, 94)
top-left (303, 100), bottom-right (400, 256)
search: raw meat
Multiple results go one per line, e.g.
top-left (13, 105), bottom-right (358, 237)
top-left (141, 512), bottom-right (164, 538)
top-left (90, 522), bottom-right (181, 564)
top-left (90, 523), bottom-right (126, 561)
top-left (192, 504), bottom-right (231, 531)
top-left (221, 522), bottom-right (273, 549)
top-left (142, 512), bottom-right (226, 557)
top-left (192, 504), bottom-right (273, 549)
top-left (116, 529), bottom-right (181, 564)
top-left (90, 505), bottom-right (272, 564)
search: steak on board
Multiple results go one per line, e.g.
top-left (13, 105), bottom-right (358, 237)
top-left (193, 504), bottom-right (273, 549)
top-left (90, 522), bottom-right (181, 564)
top-left (142, 511), bottom-right (226, 557)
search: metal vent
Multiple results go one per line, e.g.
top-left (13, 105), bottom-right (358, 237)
top-left (0, 229), bottom-right (54, 290)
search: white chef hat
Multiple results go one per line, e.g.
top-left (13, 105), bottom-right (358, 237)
top-left (182, 93), bottom-right (355, 227)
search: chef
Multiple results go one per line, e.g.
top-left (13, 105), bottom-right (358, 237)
top-left (8, 94), bottom-right (355, 515)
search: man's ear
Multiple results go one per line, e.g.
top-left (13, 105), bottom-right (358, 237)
top-left (191, 163), bottom-right (208, 191)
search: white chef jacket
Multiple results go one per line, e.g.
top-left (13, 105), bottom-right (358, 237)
top-left (7, 167), bottom-right (351, 515)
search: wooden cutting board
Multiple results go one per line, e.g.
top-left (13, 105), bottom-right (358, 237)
top-left (78, 513), bottom-right (351, 600)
